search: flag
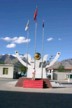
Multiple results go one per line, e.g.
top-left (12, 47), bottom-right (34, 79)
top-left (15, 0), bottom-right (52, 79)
top-left (34, 8), bottom-right (38, 21)
top-left (25, 20), bottom-right (29, 31)
top-left (42, 20), bottom-right (44, 28)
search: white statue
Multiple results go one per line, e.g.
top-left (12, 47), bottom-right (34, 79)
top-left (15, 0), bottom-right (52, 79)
top-left (15, 51), bottom-right (60, 79)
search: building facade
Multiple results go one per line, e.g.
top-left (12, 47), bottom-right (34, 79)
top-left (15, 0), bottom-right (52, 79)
top-left (0, 64), bottom-right (14, 78)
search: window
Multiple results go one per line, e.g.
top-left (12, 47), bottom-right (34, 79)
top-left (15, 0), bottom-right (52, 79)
top-left (3, 68), bottom-right (8, 75)
top-left (66, 74), bottom-right (72, 79)
top-left (47, 75), bottom-right (51, 80)
top-left (70, 75), bottom-right (72, 79)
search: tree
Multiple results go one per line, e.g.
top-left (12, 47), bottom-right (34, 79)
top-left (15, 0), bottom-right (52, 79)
top-left (0, 61), bottom-right (4, 64)
top-left (19, 64), bottom-right (27, 75)
top-left (57, 65), bottom-right (65, 72)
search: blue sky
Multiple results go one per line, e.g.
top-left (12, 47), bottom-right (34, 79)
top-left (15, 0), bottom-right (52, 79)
top-left (0, 0), bottom-right (72, 61)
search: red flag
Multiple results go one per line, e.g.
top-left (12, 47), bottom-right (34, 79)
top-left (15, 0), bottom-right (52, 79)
top-left (34, 8), bottom-right (38, 21)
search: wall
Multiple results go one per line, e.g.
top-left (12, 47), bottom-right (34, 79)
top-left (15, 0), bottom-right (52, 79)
top-left (53, 72), bottom-right (70, 80)
top-left (0, 64), bottom-right (14, 78)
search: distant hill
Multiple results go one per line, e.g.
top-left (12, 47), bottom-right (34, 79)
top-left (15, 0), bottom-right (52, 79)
top-left (0, 54), bottom-right (72, 69)
top-left (61, 59), bottom-right (72, 69)
top-left (51, 59), bottom-right (72, 69)
top-left (0, 54), bottom-right (17, 64)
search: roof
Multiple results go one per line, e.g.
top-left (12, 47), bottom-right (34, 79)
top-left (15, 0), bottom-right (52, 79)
top-left (0, 64), bottom-right (14, 67)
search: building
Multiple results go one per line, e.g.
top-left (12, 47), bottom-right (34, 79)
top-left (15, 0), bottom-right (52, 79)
top-left (46, 68), bottom-right (53, 80)
top-left (0, 64), bottom-right (14, 78)
top-left (46, 67), bottom-right (72, 81)
top-left (53, 68), bottom-right (72, 80)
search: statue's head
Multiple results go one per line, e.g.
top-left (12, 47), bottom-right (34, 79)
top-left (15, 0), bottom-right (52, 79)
top-left (34, 52), bottom-right (41, 60)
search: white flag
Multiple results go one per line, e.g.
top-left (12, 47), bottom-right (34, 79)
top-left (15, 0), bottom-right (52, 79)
top-left (25, 20), bottom-right (29, 31)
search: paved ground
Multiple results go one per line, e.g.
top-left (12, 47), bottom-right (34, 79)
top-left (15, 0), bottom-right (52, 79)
top-left (0, 90), bottom-right (72, 108)
top-left (0, 78), bottom-right (72, 108)
top-left (0, 78), bottom-right (72, 94)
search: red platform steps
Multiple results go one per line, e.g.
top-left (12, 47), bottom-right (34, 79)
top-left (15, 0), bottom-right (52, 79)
top-left (23, 79), bottom-right (43, 88)
top-left (15, 77), bottom-right (52, 88)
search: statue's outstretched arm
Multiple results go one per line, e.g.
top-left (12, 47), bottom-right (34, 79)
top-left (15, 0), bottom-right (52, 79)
top-left (15, 51), bottom-right (31, 67)
top-left (46, 52), bottom-right (61, 68)
top-left (43, 54), bottom-right (48, 62)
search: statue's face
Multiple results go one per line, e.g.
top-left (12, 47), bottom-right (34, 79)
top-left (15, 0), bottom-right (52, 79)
top-left (34, 52), bottom-right (41, 60)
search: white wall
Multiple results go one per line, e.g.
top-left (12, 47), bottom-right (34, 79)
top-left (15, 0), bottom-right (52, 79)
top-left (54, 72), bottom-right (69, 80)
top-left (0, 64), bottom-right (14, 78)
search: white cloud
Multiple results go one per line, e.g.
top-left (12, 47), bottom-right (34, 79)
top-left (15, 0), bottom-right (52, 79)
top-left (23, 39), bottom-right (31, 43)
top-left (47, 37), bottom-right (53, 42)
top-left (2, 37), bottom-right (12, 42)
top-left (12, 37), bottom-right (18, 41)
top-left (1, 36), bottom-right (31, 44)
top-left (2, 37), bottom-right (18, 42)
top-left (6, 43), bottom-right (16, 48)
top-left (14, 37), bottom-right (30, 44)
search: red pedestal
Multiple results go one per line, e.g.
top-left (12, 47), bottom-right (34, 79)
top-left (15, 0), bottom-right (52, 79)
top-left (23, 79), bottom-right (43, 88)
top-left (15, 77), bottom-right (52, 88)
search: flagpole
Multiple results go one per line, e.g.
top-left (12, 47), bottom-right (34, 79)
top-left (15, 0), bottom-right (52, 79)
top-left (26, 29), bottom-right (29, 68)
top-left (25, 20), bottom-right (29, 68)
top-left (33, 7), bottom-right (38, 79)
top-left (34, 21), bottom-right (37, 79)
top-left (41, 20), bottom-right (44, 79)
